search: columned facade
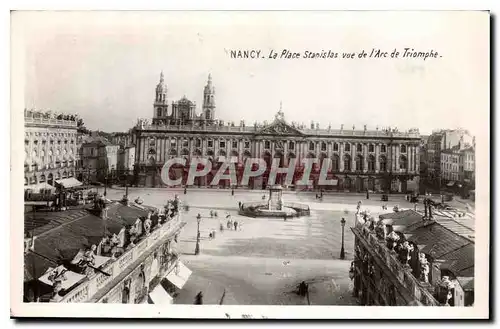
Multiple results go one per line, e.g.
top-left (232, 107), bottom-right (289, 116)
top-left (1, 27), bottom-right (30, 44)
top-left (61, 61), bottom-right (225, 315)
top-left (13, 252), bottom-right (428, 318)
top-left (133, 73), bottom-right (421, 190)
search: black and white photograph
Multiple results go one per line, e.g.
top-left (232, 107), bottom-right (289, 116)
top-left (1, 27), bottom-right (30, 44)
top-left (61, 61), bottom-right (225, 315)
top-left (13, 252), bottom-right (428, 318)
top-left (10, 10), bottom-right (490, 319)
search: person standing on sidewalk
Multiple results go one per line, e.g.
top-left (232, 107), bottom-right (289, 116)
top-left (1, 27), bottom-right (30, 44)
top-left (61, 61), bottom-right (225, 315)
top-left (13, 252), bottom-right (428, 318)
top-left (234, 220), bottom-right (238, 231)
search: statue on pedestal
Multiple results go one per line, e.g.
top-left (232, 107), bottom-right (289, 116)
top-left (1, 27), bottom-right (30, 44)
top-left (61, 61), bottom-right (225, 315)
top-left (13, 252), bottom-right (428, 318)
top-left (419, 253), bottom-right (430, 283)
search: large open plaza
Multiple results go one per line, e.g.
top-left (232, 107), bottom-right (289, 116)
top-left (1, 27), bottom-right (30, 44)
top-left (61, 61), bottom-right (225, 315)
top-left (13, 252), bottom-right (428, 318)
top-left (102, 187), bottom-right (474, 305)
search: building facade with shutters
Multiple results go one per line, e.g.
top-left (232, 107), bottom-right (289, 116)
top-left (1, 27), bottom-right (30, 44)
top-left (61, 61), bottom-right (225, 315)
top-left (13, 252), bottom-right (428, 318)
top-left (133, 73), bottom-right (422, 192)
top-left (24, 109), bottom-right (79, 192)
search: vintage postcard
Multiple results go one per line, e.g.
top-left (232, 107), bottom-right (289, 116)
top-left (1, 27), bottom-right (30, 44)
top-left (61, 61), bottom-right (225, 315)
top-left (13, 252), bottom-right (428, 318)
top-left (10, 10), bottom-right (490, 319)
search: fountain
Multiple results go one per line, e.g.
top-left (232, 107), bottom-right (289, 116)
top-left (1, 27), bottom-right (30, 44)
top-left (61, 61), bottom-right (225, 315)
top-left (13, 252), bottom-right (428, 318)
top-left (239, 184), bottom-right (310, 218)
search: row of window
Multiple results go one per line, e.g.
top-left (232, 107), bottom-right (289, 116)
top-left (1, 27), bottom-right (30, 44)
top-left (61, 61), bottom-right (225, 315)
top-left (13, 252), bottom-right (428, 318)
top-left (150, 138), bottom-right (411, 154)
top-left (25, 139), bottom-right (76, 146)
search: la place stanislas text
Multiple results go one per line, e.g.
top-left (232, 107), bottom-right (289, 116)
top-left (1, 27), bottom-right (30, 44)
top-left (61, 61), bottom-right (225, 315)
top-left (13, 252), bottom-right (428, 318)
top-left (228, 48), bottom-right (440, 60)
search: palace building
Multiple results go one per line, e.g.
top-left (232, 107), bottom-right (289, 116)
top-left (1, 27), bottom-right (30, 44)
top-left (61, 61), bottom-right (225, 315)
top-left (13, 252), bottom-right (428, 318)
top-left (350, 206), bottom-right (474, 306)
top-left (133, 72), bottom-right (421, 191)
top-left (24, 109), bottom-right (81, 194)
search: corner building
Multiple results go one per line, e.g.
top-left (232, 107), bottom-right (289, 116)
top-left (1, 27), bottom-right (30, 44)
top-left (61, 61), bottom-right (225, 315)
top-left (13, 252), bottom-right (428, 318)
top-left (133, 73), bottom-right (421, 192)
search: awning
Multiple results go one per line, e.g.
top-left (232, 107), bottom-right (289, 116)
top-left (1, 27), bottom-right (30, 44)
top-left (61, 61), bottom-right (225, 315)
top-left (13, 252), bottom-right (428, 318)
top-left (148, 284), bottom-right (173, 304)
top-left (55, 177), bottom-right (83, 189)
top-left (447, 181), bottom-right (455, 187)
top-left (24, 182), bottom-right (56, 192)
top-left (166, 262), bottom-right (192, 289)
top-left (38, 265), bottom-right (86, 290)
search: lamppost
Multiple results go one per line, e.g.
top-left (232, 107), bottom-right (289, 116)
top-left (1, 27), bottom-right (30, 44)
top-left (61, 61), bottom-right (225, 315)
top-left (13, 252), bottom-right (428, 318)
top-left (340, 217), bottom-right (346, 260)
top-left (195, 213), bottom-right (201, 255)
top-left (104, 168), bottom-right (108, 197)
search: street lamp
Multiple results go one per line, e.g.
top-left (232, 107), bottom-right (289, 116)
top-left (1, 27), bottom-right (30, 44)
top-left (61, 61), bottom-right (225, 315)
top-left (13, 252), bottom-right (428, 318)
top-left (195, 213), bottom-right (201, 255)
top-left (340, 217), bottom-right (346, 260)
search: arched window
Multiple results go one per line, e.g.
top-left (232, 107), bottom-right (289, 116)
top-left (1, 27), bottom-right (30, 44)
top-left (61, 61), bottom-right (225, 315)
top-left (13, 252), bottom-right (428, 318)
top-left (321, 142), bottom-right (327, 151)
top-left (157, 108), bottom-right (162, 117)
top-left (380, 156), bottom-right (387, 172)
top-left (332, 154), bottom-right (340, 171)
top-left (368, 155), bottom-right (375, 172)
top-left (309, 142), bottom-right (315, 151)
top-left (369, 144), bottom-right (374, 153)
top-left (357, 144), bottom-right (362, 152)
top-left (401, 144), bottom-right (407, 153)
top-left (344, 155), bottom-right (351, 171)
top-left (356, 155), bottom-right (363, 171)
top-left (289, 141), bottom-right (295, 150)
top-left (333, 143), bottom-right (339, 152)
top-left (345, 143), bottom-right (351, 152)
top-left (381, 144), bottom-right (386, 153)
top-left (400, 155), bottom-right (408, 170)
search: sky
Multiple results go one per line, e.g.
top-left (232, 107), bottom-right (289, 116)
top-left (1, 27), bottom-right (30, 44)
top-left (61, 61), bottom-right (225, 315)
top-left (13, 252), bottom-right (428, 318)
top-left (16, 11), bottom-right (489, 137)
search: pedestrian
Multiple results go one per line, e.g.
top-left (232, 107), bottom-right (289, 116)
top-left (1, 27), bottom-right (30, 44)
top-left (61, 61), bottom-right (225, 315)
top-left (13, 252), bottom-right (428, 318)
top-left (184, 187), bottom-right (187, 195)
top-left (231, 188), bottom-right (234, 196)
top-left (220, 223), bottom-right (224, 232)
top-left (194, 292), bottom-right (203, 305)
top-left (234, 220), bottom-right (238, 231)
top-left (208, 232), bottom-right (213, 240)
top-left (366, 189), bottom-right (369, 200)
top-left (227, 220), bottom-right (231, 230)
top-left (238, 201), bottom-right (242, 210)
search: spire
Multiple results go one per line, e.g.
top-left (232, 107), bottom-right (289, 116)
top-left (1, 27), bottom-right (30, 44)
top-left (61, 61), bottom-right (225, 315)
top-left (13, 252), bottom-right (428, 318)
top-left (280, 101), bottom-right (282, 111)
top-left (160, 71), bottom-right (164, 83)
top-left (207, 73), bottom-right (212, 85)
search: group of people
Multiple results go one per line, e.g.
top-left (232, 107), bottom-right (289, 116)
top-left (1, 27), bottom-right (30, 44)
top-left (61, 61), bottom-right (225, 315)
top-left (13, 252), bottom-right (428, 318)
top-left (223, 216), bottom-right (241, 232)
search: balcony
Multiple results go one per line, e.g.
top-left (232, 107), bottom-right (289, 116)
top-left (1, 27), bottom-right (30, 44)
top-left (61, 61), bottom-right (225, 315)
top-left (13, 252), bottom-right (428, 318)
top-left (138, 123), bottom-right (421, 139)
top-left (352, 223), bottom-right (439, 306)
top-left (61, 214), bottom-right (183, 303)
top-left (25, 117), bottom-right (78, 128)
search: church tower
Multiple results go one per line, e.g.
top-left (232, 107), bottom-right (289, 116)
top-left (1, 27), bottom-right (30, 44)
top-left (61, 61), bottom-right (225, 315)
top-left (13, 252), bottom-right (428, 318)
top-left (153, 71), bottom-right (168, 121)
top-left (202, 74), bottom-right (215, 121)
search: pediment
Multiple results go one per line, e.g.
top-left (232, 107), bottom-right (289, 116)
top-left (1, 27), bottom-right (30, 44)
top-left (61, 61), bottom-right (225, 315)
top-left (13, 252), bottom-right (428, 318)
top-left (256, 120), bottom-right (304, 136)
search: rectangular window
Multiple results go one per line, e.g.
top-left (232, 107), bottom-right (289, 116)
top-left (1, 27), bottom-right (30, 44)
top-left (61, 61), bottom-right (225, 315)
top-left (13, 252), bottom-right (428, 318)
top-left (195, 139), bottom-right (201, 148)
top-left (369, 144), bottom-right (374, 153)
top-left (289, 141), bottom-right (295, 150)
top-left (208, 140), bottom-right (213, 148)
top-left (171, 139), bottom-right (177, 148)
top-left (244, 141), bottom-right (250, 149)
top-left (232, 140), bottom-right (238, 149)
top-left (265, 141), bottom-right (271, 149)
top-left (219, 141), bottom-right (226, 148)
top-left (321, 142), bottom-right (327, 151)
top-left (357, 144), bottom-right (362, 152)
top-left (309, 142), bottom-right (315, 151)
top-left (345, 143), bottom-right (351, 152)
top-left (183, 139), bottom-right (189, 147)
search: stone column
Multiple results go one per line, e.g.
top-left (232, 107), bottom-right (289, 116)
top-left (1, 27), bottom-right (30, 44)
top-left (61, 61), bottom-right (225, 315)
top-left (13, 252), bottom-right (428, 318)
top-left (415, 145), bottom-right (420, 175)
top-left (375, 143), bottom-right (380, 173)
top-left (395, 144), bottom-right (400, 172)
top-left (351, 144), bottom-right (356, 172)
top-left (339, 142), bottom-right (345, 172)
top-left (363, 143), bottom-right (368, 173)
